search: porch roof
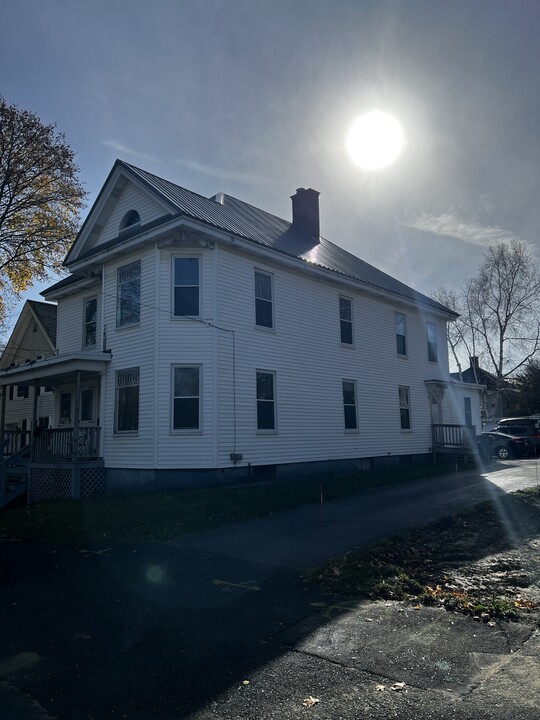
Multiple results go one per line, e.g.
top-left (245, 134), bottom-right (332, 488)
top-left (0, 352), bottom-right (112, 387)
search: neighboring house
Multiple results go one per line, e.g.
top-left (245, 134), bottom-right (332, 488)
top-left (0, 160), bottom-right (483, 501)
top-left (450, 356), bottom-right (512, 423)
top-left (0, 300), bottom-right (57, 436)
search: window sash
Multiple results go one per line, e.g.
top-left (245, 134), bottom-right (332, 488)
top-left (255, 271), bottom-right (273, 328)
top-left (342, 380), bottom-right (357, 430)
top-left (399, 386), bottom-right (411, 429)
top-left (395, 313), bottom-right (407, 355)
top-left (173, 366), bottom-right (200, 430)
top-left (427, 322), bottom-right (438, 362)
top-left (173, 257), bottom-right (200, 316)
top-left (84, 298), bottom-right (97, 347)
top-left (116, 261), bottom-right (141, 327)
top-left (464, 397), bottom-right (473, 426)
top-left (256, 371), bottom-right (275, 429)
top-left (115, 368), bottom-right (139, 432)
top-left (340, 298), bottom-right (353, 344)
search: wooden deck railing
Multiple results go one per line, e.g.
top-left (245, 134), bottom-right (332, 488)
top-left (0, 430), bottom-right (32, 457)
top-left (33, 427), bottom-right (101, 460)
top-left (432, 424), bottom-right (476, 449)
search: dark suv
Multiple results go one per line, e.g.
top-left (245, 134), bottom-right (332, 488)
top-left (493, 417), bottom-right (540, 456)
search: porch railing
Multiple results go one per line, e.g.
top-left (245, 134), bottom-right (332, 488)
top-left (0, 430), bottom-right (32, 458)
top-left (432, 424), bottom-right (476, 449)
top-left (33, 427), bottom-right (101, 460)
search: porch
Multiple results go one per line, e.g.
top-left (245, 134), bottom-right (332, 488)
top-left (1, 426), bottom-right (101, 461)
top-left (0, 429), bottom-right (104, 508)
top-left (432, 423), bottom-right (481, 462)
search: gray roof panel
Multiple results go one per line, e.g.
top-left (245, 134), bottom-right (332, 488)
top-left (62, 160), bottom-right (454, 316)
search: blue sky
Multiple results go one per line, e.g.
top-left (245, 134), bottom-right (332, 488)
top-left (2, 0), bottom-right (540, 334)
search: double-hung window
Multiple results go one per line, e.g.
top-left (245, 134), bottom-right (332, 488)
top-left (115, 368), bottom-right (139, 432)
top-left (116, 260), bottom-right (141, 327)
top-left (256, 371), bottom-right (276, 430)
top-left (84, 298), bottom-right (97, 348)
top-left (172, 366), bottom-right (200, 430)
top-left (399, 386), bottom-right (411, 430)
top-left (427, 322), bottom-right (438, 362)
top-left (395, 312), bottom-right (407, 356)
top-left (342, 380), bottom-right (358, 430)
top-left (255, 270), bottom-right (273, 329)
top-left (339, 297), bottom-right (353, 345)
top-left (173, 257), bottom-right (200, 316)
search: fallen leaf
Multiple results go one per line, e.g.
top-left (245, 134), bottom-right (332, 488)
top-left (375, 684), bottom-right (385, 692)
top-left (242, 680), bottom-right (250, 685)
top-left (303, 696), bottom-right (320, 707)
top-left (365, 618), bottom-right (373, 622)
top-left (390, 682), bottom-right (406, 692)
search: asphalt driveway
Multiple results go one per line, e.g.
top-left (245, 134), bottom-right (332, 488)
top-left (1, 459), bottom-right (540, 719)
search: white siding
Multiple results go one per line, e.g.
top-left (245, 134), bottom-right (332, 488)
top-left (4, 387), bottom-right (55, 430)
top-left (59, 237), bottom-right (460, 473)
top-left (100, 248), bottom-right (157, 468)
top-left (56, 292), bottom-right (101, 355)
top-left (15, 320), bottom-right (53, 364)
top-left (215, 245), bottom-right (452, 468)
top-left (154, 246), bottom-right (216, 468)
top-left (96, 182), bottom-right (166, 247)
top-left (4, 313), bottom-right (56, 429)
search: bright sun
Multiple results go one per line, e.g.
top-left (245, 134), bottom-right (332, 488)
top-left (346, 111), bottom-right (404, 170)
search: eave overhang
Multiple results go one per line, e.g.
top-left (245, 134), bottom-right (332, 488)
top-left (0, 352), bottom-right (112, 387)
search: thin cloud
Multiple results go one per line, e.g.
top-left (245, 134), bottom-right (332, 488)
top-left (174, 157), bottom-right (267, 185)
top-left (100, 140), bottom-right (158, 165)
top-left (404, 212), bottom-right (531, 251)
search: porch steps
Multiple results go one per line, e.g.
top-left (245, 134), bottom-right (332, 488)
top-left (1, 474), bottom-right (27, 508)
top-left (0, 443), bottom-right (30, 510)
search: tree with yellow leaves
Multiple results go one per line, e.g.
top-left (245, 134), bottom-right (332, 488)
top-left (0, 96), bottom-right (86, 329)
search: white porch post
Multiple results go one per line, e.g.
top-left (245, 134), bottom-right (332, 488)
top-left (30, 381), bottom-right (39, 462)
top-left (72, 371), bottom-right (81, 461)
top-left (0, 386), bottom-right (6, 459)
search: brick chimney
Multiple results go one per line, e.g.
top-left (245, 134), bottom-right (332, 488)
top-left (291, 188), bottom-right (320, 241)
top-left (470, 356), bottom-right (479, 370)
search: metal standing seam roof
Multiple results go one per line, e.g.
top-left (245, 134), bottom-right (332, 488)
top-left (59, 160), bottom-right (455, 316)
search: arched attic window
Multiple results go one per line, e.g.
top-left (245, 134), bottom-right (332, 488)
top-left (119, 209), bottom-right (141, 232)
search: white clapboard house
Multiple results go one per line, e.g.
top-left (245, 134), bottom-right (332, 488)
top-left (0, 160), bottom-right (482, 505)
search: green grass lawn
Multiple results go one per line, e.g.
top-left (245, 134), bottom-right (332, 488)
top-left (0, 462), bottom-right (464, 544)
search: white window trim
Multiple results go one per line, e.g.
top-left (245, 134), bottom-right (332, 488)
top-left (114, 367), bottom-right (140, 434)
top-left (83, 296), bottom-right (98, 349)
top-left (254, 268), bottom-right (275, 331)
top-left (256, 369), bottom-right (277, 433)
top-left (116, 260), bottom-right (141, 329)
top-left (395, 312), bottom-right (407, 357)
top-left (427, 321), bottom-right (438, 363)
top-left (399, 385), bottom-right (412, 431)
top-left (170, 364), bottom-right (202, 433)
top-left (171, 255), bottom-right (202, 319)
top-left (342, 379), bottom-right (359, 432)
top-left (339, 296), bottom-right (354, 346)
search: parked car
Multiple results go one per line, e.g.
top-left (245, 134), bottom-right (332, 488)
top-left (483, 431), bottom-right (534, 460)
top-left (493, 417), bottom-right (540, 456)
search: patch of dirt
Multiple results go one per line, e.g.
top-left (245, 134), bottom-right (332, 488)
top-left (312, 489), bottom-right (540, 624)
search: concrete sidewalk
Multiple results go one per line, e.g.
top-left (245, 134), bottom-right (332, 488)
top-left (1, 461), bottom-right (539, 719)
